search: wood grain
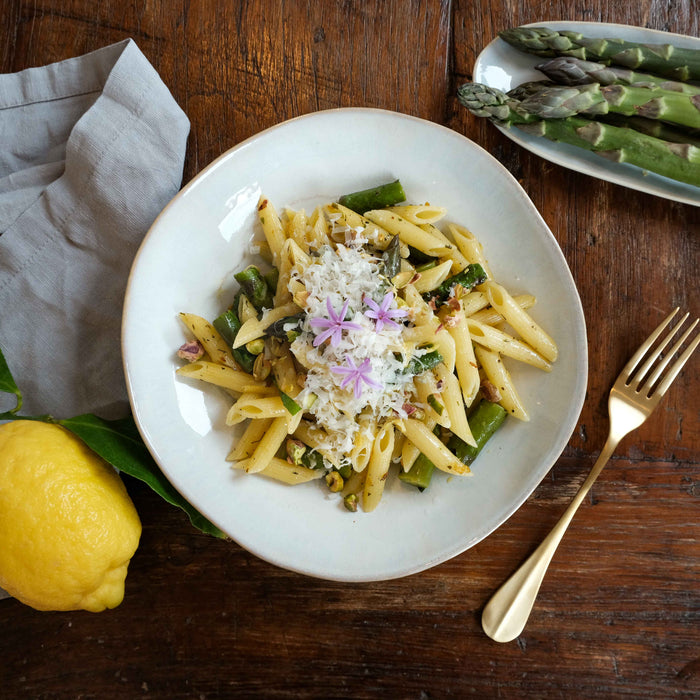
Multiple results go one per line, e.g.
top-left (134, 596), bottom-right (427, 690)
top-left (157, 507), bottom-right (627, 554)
top-left (1, 1), bottom-right (698, 698)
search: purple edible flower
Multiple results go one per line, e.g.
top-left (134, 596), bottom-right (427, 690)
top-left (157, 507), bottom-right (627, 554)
top-left (363, 291), bottom-right (408, 332)
top-left (310, 298), bottom-right (362, 347)
top-left (331, 357), bottom-right (383, 399)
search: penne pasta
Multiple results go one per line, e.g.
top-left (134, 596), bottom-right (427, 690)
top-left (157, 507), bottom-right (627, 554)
top-left (176, 361), bottom-right (270, 394)
top-left (474, 345), bottom-right (529, 421)
top-left (435, 363), bottom-right (477, 447)
top-left (411, 260), bottom-right (453, 294)
top-left (364, 209), bottom-right (453, 257)
top-left (232, 456), bottom-right (323, 484)
top-left (243, 416), bottom-right (289, 473)
top-left (363, 423), bottom-right (395, 512)
top-left (226, 394), bottom-right (291, 425)
top-left (448, 223), bottom-right (493, 279)
top-left (397, 419), bottom-right (468, 475)
top-left (483, 281), bottom-right (558, 362)
top-left (467, 318), bottom-right (551, 371)
top-left (385, 204), bottom-right (447, 224)
top-left (227, 418), bottom-right (273, 461)
top-left (178, 312), bottom-right (237, 369)
top-left (446, 314), bottom-right (481, 406)
top-left (232, 302), bottom-right (300, 348)
top-left (257, 196), bottom-right (286, 265)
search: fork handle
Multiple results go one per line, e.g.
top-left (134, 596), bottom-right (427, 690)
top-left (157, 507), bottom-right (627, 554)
top-left (481, 433), bottom-right (621, 643)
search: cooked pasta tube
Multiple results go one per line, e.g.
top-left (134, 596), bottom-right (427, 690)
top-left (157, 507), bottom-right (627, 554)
top-left (350, 416), bottom-right (375, 472)
top-left (257, 196), bottom-right (286, 265)
top-left (397, 419), bottom-right (468, 475)
top-left (323, 203), bottom-right (389, 247)
top-left (226, 394), bottom-right (290, 425)
top-left (460, 291), bottom-right (490, 317)
top-left (244, 416), bottom-right (288, 473)
top-left (364, 210), bottom-right (453, 257)
top-left (411, 260), bottom-right (453, 294)
top-left (385, 204), bottom-right (447, 225)
top-left (363, 423), bottom-right (395, 512)
top-left (413, 372), bottom-right (450, 429)
top-left (233, 302), bottom-right (300, 348)
top-left (176, 361), bottom-right (270, 394)
top-left (467, 319), bottom-right (551, 371)
top-left (226, 418), bottom-right (273, 461)
top-left (469, 293), bottom-right (536, 325)
top-left (474, 345), bottom-right (529, 421)
top-left (446, 315), bottom-right (480, 406)
top-left (309, 206), bottom-right (332, 247)
top-left (178, 312), bottom-right (237, 369)
top-left (284, 208), bottom-right (309, 252)
top-left (435, 363), bottom-right (477, 447)
top-left (448, 223), bottom-right (493, 279)
top-left (419, 223), bottom-right (470, 272)
top-left (233, 456), bottom-right (322, 484)
top-left (401, 416), bottom-right (437, 472)
top-left (483, 281), bottom-right (558, 362)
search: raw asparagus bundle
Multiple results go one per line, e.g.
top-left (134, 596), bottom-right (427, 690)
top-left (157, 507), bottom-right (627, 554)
top-left (535, 56), bottom-right (700, 96)
top-left (499, 26), bottom-right (700, 81)
top-left (503, 80), bottom-right (700, 130)
top-left (456, 82), bottom-right (700, 187)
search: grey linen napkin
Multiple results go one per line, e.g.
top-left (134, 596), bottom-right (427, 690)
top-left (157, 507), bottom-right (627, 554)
top-left (0, 40), bottom-right (190, 601)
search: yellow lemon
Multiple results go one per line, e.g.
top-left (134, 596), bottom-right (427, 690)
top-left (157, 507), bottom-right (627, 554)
top-left (0, 420), bottom-right (141, 612)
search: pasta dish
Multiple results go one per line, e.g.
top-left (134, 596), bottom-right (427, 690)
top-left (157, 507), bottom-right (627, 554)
top-left (176, 180), bottom-right (558, 512)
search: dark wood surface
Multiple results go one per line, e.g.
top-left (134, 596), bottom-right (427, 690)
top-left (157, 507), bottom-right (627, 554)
top-left (2, 1), bottom-right (698, 698)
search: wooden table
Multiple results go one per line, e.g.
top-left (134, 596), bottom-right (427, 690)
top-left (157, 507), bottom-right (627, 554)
top-left (2, 2), bottom-right (698, 697)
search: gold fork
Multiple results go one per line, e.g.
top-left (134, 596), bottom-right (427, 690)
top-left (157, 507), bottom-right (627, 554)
top-left (482, 308), bottom-right (699, 643)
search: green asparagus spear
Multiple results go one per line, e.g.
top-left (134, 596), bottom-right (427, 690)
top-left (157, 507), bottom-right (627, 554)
top-left (398, 452), bottom-right (436, 491)
top-left (599, 113), bottom-right (700, 148)
top-left (499, 26), bottom-right (700, 81)
top-left (338, 179), bottom-right (406, 214)
top-left (381, 235), bottom-right (402, 279)
top-left (457, 82), bottom-right (700, 187)
top-left (234, 266), bottom-right (273, 311)
top-left (423, 263), bottom-right (487, 305)
top-left (535, 56), bottom-right (700, 95)
top-left (264, 314), bottom-right (304, 343)
top-left (506, 81), bottom-right (700, 130)
top-left (404, 349), bottom-right (443, 375)
top-left (448, 400), bottom-right (507, 466)
top-left (212, 310), bottom-right (256, 373)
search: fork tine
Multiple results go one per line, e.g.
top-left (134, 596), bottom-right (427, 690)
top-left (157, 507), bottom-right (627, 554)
top-left (631, 312), bottom-right (689, 389)
top-left (640, 318), bottom-right (698, 396)
top-left (621, 307), bottom-right (679, 385)
top-left (652, 326), bottom-right (700, 398)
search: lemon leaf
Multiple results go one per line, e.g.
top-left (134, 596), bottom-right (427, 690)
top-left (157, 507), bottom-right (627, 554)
top-left (58, 413), bottom-right (227, 540)
top-left (0, 347), bottom-right (22, 415)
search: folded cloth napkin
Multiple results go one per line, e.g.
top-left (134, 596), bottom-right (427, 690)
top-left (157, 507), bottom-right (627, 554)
top-left (0, 38), bottom-right (189, 420)
top-left (0, 40), bottom-right (189, 601)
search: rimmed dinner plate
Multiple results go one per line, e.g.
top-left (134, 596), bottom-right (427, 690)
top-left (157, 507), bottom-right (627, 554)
top-left (473, 21), bottom-right (700, 207)
top-left (122, 108), bottom-right (587, 582)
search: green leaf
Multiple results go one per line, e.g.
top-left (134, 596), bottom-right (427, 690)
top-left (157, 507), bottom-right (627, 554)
top-left (278, 389), bottom-right (302, 415)
top-left (58, 413), bottom-right (227, 539)
top-left (0, 347), bottom-right (22, 414)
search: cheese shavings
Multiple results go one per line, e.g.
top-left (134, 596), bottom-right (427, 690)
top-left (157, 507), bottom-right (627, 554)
top-left (290, 243), bottom-right (416, 461)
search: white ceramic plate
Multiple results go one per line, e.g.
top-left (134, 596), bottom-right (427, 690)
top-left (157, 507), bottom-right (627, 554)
top-left (473, 21), bottom-right (700, 207)
top-left (122, 108), bottom-right (587, 582)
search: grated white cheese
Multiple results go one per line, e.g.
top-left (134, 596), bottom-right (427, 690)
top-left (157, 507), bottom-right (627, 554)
top-left (290, 243), bottom-right (417, 461)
